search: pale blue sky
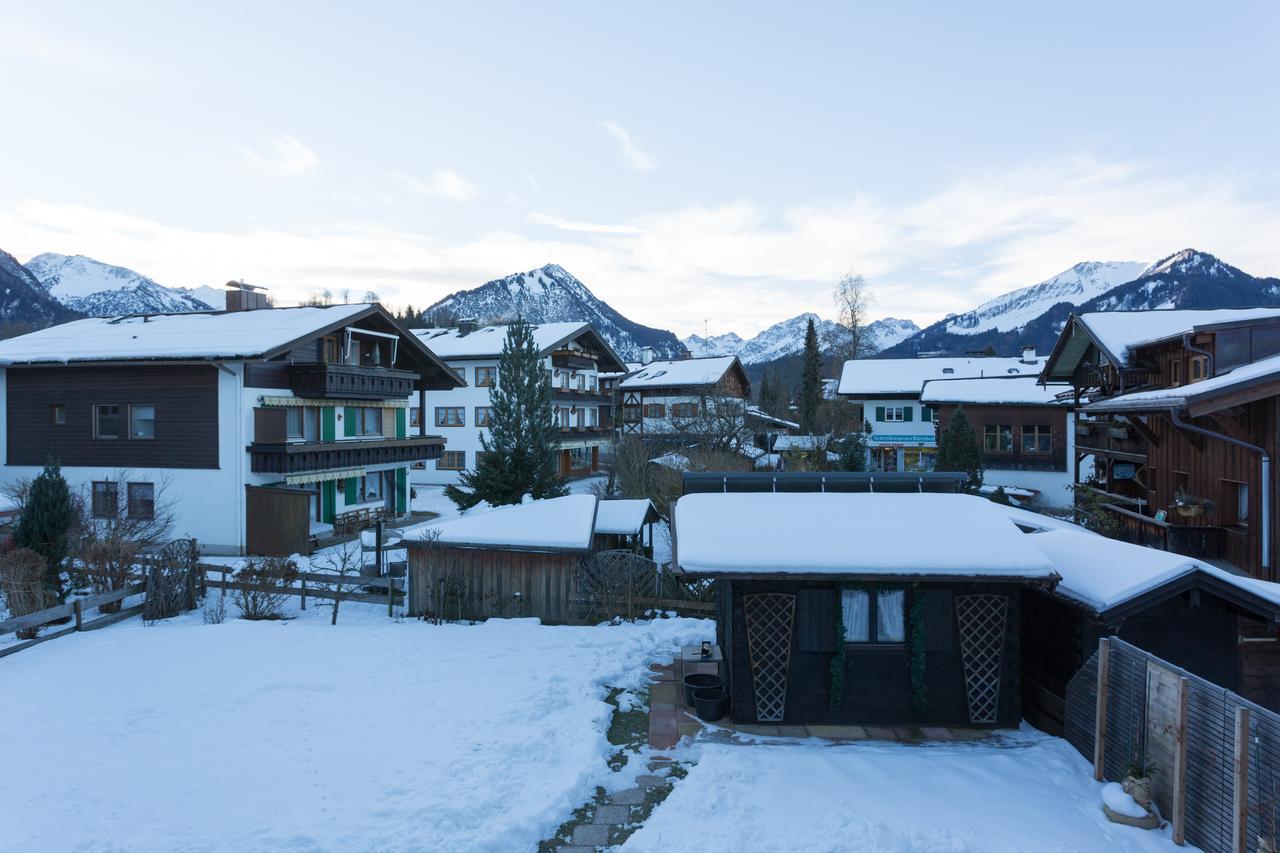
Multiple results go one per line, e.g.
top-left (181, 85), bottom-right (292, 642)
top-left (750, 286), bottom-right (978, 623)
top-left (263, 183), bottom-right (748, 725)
top-left (1, 1), bottom-right (1277, 336)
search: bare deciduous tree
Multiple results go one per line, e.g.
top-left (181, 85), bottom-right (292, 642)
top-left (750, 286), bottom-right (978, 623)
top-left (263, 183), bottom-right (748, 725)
top-left (234, 556), bottom-right (299, 620)
top-left (0, 548), bottom-right (52, 639)
top-left (832, 272), bottom-right (875, 363)
top-left (313, 542), bottom-right (367, 625)
top-left (75, 473), bottom-right (177, 614)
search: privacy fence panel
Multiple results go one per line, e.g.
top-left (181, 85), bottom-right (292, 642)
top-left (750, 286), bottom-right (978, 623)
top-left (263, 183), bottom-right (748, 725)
top-left (1063, 636), bottom-right (1280, 853)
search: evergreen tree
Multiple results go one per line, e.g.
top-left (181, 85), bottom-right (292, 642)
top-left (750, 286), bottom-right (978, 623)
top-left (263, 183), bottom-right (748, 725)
top-left (798, 318), bottom-right (822, 433)
top-left (757, 369), bottom-right (784, 418)
top-left (444, 318), bottom-right (568, 509)
top-left (836, 420), bottom-right (871, 471)
top-left (935, 405), bottom-right (984, 492)
top-left (14, 458), bottom-right (75, 599)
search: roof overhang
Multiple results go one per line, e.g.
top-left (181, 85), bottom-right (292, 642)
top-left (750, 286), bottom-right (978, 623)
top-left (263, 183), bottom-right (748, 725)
top-left (1051, 569), bottom-right (1280, 625)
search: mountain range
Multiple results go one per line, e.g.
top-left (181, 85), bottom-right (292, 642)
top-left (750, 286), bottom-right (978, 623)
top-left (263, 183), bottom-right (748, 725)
top-left (0, 249), bottom-right (81, 334)
top-left (681, 314), bottom-right (919, 364)
top-left (24, 253), bottom-right (217, 316)
top-left (879, 250), bottom-right (1280, 358)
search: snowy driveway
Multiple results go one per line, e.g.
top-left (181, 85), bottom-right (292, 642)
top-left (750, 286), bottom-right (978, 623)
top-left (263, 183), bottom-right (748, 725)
top-left (623, 733), bottom-right (1192, 853)
top-left (0, 608), bottom-right (707, 852)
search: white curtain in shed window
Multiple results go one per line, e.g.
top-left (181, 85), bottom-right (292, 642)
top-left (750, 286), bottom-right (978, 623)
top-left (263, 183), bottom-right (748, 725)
top-left (878, 589), bottom-right (906, 643)
top-left (841, 589), bottom-right (869, 642)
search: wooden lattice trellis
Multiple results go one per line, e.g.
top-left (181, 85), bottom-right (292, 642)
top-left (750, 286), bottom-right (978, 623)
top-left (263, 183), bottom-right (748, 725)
top-left (744, 593), bottom-right (796, 722)
top-left (955, 593), bottom-right (1008, 724)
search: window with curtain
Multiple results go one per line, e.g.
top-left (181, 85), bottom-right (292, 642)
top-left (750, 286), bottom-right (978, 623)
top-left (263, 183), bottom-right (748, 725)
top-left (842, 587), bottom-right (906, 644)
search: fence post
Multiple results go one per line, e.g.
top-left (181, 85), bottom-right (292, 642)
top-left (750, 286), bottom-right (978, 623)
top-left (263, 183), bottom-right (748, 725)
top-left (73, 599), bottom-right (83, 632)
top-left (301, 575), bottom-right (307, 611)
top-left (1172, 676), bottom-right (1189, 846)
top-left (1094, 637), bottom-right (1110, 781)
top-left (1234, 706), bottom-right (1250, 853)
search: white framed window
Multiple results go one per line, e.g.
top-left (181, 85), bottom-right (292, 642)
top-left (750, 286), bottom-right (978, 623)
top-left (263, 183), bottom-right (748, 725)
top-left (884, 407), bottom-right (905, 422)
top-left (841, 588), bottom-right (906, 644)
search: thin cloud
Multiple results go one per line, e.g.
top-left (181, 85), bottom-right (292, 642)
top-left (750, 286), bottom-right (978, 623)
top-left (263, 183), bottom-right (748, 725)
top-left (236, 136), bottom-right (319, 177)
top-left (394, 169), bottom-right (478, 201)
top-left (601, 122), bottom-right (657, 172)
top-left (529, 213), bottom-right (644, 235)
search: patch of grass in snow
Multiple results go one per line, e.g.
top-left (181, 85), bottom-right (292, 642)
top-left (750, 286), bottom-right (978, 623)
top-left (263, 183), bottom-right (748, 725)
top-left (605, 686), bottom-right (650, 771)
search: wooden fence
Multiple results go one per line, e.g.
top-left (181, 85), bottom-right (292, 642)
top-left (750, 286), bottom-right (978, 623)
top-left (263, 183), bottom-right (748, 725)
top-left (204, 565), bottom-right (404, 614)
top-left (0, 581), bottom-right (147, 660)
top-left (1065, 636), bottom-right (1280, 852)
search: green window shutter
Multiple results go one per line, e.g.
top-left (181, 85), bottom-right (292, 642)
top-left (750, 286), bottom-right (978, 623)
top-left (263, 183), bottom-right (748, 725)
top-left (322, 481), bottom-right (336, 523)
top-left (875, 406), bottom-right (885, 422)
top-left (345, 476), bottom-right (358, 504)
top-left (396, 468), bottom-right (408, 514)
top-left (396, 408), bottom-right (407, 438)
top-left (343, 406), bottom-right (357, 437)
top-left (921, 406), bottom-right (932, 422)
top-left (321, 407), bottom-right (336, 442)
top-left (903, 407), bottom-right (914, 422)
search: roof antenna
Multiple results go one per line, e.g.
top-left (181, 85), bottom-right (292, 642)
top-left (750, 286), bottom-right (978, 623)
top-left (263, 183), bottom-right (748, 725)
top-left (704, 319), bottom-right (709, 356)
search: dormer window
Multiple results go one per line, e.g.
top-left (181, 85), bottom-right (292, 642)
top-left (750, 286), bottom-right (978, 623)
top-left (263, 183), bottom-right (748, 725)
top-left (1189, 355), bottom-right (1208, 383)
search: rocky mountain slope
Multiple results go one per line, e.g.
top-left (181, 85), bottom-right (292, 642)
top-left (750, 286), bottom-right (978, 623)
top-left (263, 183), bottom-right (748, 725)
top-left (25, 253), bottom-right (214, 316)
top-left (422, 264), bottom-right (685, 361)
top-left (0, 248), bottom-right (81, 335)
top-left (879, 250), bottom-right (1280, 358)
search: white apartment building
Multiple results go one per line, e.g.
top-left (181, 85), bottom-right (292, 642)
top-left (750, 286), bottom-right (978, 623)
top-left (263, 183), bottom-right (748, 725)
top-left (410, 321), bottom-right (626, 484)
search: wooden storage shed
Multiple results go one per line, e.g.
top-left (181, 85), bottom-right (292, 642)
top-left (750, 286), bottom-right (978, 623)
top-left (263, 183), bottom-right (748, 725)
top-left (403, 494), bottom-right (600, 624)
top-left (672, 491), bottom-right (1060, 727)
top-left (592, 498), bottom-right (659, 555)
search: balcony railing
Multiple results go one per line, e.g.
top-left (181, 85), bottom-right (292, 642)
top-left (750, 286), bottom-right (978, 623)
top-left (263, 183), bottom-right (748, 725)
top-left (248, 435), bottom-right (444, 475)
top-left (288, 362), bottom-right (418, 400)
top-left (552, 387), bottom-right (612, 403)
top-left (1075, 419), bottom-right (1148, 461)
top-left (551, 350), bottom-right (598, 370)
top-left (1100, 501), bottom-right (1224, 561)
top-left (557, 426), bottom-right (612, 441)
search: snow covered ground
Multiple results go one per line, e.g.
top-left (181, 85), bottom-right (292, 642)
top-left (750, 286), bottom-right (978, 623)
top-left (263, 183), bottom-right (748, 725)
top-left (0, 602), bottom-right (708, 852)
top-left (624, 733), bottom-right (1190, 853)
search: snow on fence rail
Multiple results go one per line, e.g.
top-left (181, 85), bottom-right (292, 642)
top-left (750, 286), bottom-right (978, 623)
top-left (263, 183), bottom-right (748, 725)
top-left (0, 580), bottom-right (147, 659)
top-left (1064, 635), bottom-right (1279, 853)
top-left (202, 565), bottom-right (405, 612)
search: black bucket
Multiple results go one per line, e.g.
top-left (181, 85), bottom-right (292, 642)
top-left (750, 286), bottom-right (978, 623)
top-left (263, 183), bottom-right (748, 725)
top-left (682, 673), bottom-right (723, 707)
top-left (692, 688), bottom-right (727, 722)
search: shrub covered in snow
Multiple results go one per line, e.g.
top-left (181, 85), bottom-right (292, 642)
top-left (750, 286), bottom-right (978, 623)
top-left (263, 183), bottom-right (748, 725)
top-left (234, 556), bottom-right (298, 620)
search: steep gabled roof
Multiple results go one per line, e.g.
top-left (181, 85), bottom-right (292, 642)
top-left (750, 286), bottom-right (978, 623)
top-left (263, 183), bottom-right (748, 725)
top-left (412, 322), bottom-right (626, 372)
top-left (619, 355), bottom-right (746, 391)
top-left (838, 355), bottom-right (1044, 396)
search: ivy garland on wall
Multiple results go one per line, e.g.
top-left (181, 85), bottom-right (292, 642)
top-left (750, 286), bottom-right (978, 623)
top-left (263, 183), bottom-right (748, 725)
top-left (829, 595), bottom-right (846, 709)
top-left (827, 582), bottom-right (929, 715)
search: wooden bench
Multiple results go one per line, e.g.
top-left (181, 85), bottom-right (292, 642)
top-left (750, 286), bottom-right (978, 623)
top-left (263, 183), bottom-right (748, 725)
top-left (333, 505), bottom-right (392, 536)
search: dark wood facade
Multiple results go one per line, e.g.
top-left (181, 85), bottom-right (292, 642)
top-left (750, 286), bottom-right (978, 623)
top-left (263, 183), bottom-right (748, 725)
top-left (715, 577), bottom-right (1026, 727)
top-left (932, 403), bottom-right (1068, 473)
top-left (245, 485), bottom-right (311, 556)
top-left (406, 544), bottom-right (585, 624)
top-left (1043, 314), bottom-right (1280, 579)
top-left (7, 364), bottom-right (220, 469)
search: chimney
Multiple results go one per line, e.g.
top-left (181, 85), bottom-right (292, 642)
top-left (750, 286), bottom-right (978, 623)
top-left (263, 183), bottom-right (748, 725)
top-left (640, 346), bottom-right (655, 365)
top-left (1020, 345), bottom-right (1037, 364)
top-left (456, 317), bottom-right (478, 335)
top-left (225, 281), bottom-right (271, 312)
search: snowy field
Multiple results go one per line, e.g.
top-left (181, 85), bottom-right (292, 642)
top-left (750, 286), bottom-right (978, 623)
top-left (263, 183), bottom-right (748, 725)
top-left (624, 734), bottom-right (1191, 853)
top-left (0, 602), bottom-right (707, 852)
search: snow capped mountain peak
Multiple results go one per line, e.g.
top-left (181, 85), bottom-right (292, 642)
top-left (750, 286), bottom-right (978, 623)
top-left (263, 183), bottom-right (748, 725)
top-left (1140, 249), bottom-right (1232, 279)
top-left (424, 264), bottom-right (684, 361)
top-left (944, 259), bottom-right (1148, 336)
top-left (680, 313), bottom-right (919, 365)
top-left (25, 252), bottom-right (214, 317)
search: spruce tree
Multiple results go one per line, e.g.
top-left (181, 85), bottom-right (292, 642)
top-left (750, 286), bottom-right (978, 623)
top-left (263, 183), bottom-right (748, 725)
top-left (14, 458), bottom-right (75, 599)
top-left (444, 318), bottom-right (568, 510)
top-left (798, 317), bottom-right (822, 434)
top-left (935, 405), bottom-right (984, 492)
top-left (837, 421), bottom-right (871, 472)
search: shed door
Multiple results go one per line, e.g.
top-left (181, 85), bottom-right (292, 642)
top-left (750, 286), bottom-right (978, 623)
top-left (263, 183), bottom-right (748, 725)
top-left (744, 593), bottom-right (796, 723)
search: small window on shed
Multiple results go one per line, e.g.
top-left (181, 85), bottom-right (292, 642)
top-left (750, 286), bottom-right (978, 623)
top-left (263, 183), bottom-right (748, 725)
top-left (50, 404), bottom-right (65, 425)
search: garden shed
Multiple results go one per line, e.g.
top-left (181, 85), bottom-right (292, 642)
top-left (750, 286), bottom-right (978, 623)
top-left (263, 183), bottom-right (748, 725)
top-left (672, 491), bottom-right (1060, 727)
top-left (591, 498), bottom-right (659, 554)
top-left (403, 494), bottom-right (599, 624)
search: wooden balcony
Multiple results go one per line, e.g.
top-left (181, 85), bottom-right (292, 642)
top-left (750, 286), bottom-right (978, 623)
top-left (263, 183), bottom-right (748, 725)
top-left (1075, 420), bottom-right (1148, 462)
top-left (550, 350), bottom-right (598, 370)
top-left (288, 362), bottom-right (418, 400)
top-left (557, 426), bottom-right (612, 441)
top-left (1100, 501), bottom-right (1224, 560)
top-left (552, 387), bottom-right (612, 403)
top-left (248, 436), bottom-right (444, 475)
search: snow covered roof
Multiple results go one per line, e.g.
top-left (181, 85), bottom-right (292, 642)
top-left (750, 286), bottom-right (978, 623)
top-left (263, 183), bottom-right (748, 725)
top-left (773, 435), bottom-right (830, 451)
top-left (1084, 352), bottom-right (1280, 414)
top-left (1026, 527), bottom-right (1280, 617)
top-left (838, 356), bottom-right (1045, 396)
top-left (593, 499), bottom-right (656, 535)
top-left (0, 304), bottom-right (376, 365)
top-left (598, 362), bottom-right (641, 381)
top-left (620, 356), bottom-right (741, 390)
top-left (402, 495), bottom-right (599, 552)
top-left (411, 323), bottom-right (624, 372)
top-left (1076, 308), bottom-right (1280, 366)
top-left (672, 492), bottom-right (1058, 579)
top-left (746, 406), bottom-right (800, 430)
top-left (920, 376), bottom-right (1070, 406)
